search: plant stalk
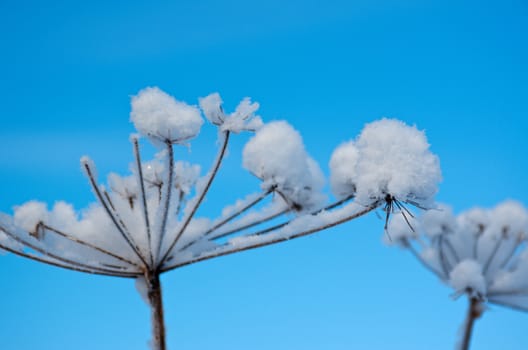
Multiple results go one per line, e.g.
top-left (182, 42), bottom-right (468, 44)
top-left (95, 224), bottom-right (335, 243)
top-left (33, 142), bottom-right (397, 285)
top-left (459, 297), bottom-right (483, 350)
top-left (147, 272), bottom-right (166, 350)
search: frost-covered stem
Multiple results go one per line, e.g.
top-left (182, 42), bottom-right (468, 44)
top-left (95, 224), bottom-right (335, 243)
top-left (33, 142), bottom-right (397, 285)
top-left (160, 131), bottom-right (230, 265)
top-left (482, 237), bottom-right (503, 275)
top-left (229, 196), bottom-right (353, 238)
top-left (438, 236), bottom-right (451, 277)
top-left (42, 224), bottom-right (140, 268)
top-left (146, 272), bottom-right (166, 350)
top-left (246, 195), bottom-right (357, 238)
top-left (0, 225), bottom-right (137, 277)
top-left (133, 137), bottom-right (155, 267)
top-left (459, 298), bottom-right (483, 350)
top-left (0, 241), bottom-right (139, 277)
top-left (472, 233), bottom-right (482, 260)
top-left (498, 239), bottom-right (521, 269)
top-left (206, 189), bottom-right (273, 236)
top-left (442, 236), bottom-right (461, 265)
top-left (162, 201), bottom-right (380, 272)
top-left (83, 161), bottom-right (149, 267)
top-left (180, 189), bottom-right (274, 252)
top-left (156, 141), bottom-right (175, 263)
top-left (208, 208), bottom-right (289, 242)
top-left (489, 289), bottom-right (528, 297)
top-left (406, 240), bottom-right (445, 279)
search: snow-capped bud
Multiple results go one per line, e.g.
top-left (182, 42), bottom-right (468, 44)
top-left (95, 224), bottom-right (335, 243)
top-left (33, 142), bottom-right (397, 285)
top-left (131, 87), bottom-right (203, 145)
top-left (330, 118), bottom-right (442, 208)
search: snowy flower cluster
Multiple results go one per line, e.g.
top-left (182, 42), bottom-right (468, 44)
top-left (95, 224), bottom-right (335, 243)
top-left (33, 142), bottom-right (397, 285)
top-left (385, 201), bottom-right (528, 311)
top-left (243, 121), bottom-right (326, 212)
top-left (0, 87), bottom-right (442, 283)
top-left (330, 119), bottom-right (442, 208)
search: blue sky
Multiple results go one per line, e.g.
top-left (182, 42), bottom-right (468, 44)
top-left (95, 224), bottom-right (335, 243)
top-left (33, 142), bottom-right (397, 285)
top-left (0, 0), bottom-right (527, 349)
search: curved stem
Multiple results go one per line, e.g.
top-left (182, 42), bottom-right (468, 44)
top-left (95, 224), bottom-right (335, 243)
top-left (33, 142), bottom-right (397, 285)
top-left (42, 224), bottom-right (140, 268)
top-left (208, 208), bottom-right (289, 242)
top-left (459, 298), bottom-right (483, 350)
top-left (240, 194), bottom-right (356, 238)
top-left (155, 141), bottom-right (175, 263)
top-left (0, 241), bottom-right (139, 278)
top-left (179, 189), bottom-right (273, 252)
top-left (83, 160), bottom-right (149, 267)
top-left (406, 241), bottom-right (445, 279)
top-left (162, 201), bottom-right (379, 272)
top-left (0, 225), bottom-right (140, 277)
top-left (482, 237), bottom-right (503, 275)
top-left (159, 131), bottom-right (230, 265)
top-left (133, 137), bottom-right (155, 267)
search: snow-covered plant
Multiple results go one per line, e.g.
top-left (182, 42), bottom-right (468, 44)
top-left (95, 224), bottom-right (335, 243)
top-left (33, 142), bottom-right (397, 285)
top-left (384, 201), bottom-right (528, 350)
top-left (0, 87), bottom-right (441, 349)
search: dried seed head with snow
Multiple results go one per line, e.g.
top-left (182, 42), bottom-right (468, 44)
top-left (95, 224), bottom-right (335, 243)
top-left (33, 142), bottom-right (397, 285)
top-left (0, 87), bottom-right (444, 350)
top-left (385, 200), bottom-right (528, 310)
top-left (330, 118), bottom-right (442, 208)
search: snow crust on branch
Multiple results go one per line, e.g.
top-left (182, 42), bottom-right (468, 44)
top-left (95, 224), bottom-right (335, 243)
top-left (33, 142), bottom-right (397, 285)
top-left (385, 200), bottom-right (528, 311)
top-left (330, 119), bottom-right (441, 208)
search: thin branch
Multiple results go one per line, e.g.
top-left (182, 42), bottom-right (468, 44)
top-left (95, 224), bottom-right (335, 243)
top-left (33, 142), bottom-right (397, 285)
top-left (133, 137), bottom-right (155, 267)
top-left (83, 161), bottom-right (149, 267)
top-left (393, 200), bottom-right (416, 232)
top-left (42, 224), bottom-right (140, 268)
top-left (0, 225), bottom-right (139, 276)
top-left (159, 131), bottom-right (230, 265)
top-left (243, 195), bottom-right (359, 239)
top-left (179, 189), bottom-right (274, 252)
top-left (206, 207), bottom-right (290, 242)
top-left (162, 201), bottom-right (380, 272)
top-left (441, 236), bottom-right (461, 265)
top-left (207, 190), bottom-right (274, 236)
top-left (0, 241), bottom-right (139, 278)
top-left (488, 297), bottom-right (528, 312)
top-left (482, 237), bottom-right (503, 275)
top-left (438, 236), bottom-right (451, 278)
top-left (215, 196), bottom-right (354, 243)
top-left (155, 141), bottom-right (175, 262)
top-left (406, 241), bottom-right (445, 279)
top-left (498, 239), bottom-right (522, 269)
top-left (488, 289), bottom-right (528, 297)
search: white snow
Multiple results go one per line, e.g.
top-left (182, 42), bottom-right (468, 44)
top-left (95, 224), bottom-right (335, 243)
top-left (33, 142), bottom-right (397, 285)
top-left (386, 200), bottom-right (528, 310)
top-left (242, 121), bottom-right (326, 211)
top-left (330, 118), bottom-right (442, 208)
top-left (199, 93), bottom-right (263, 132)
top-left (13, 201), bottom-right (48, 234)
top-left (131, 87), bottom-right (203, 144)
top-left (449, 259), bottom-right (487, 297)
